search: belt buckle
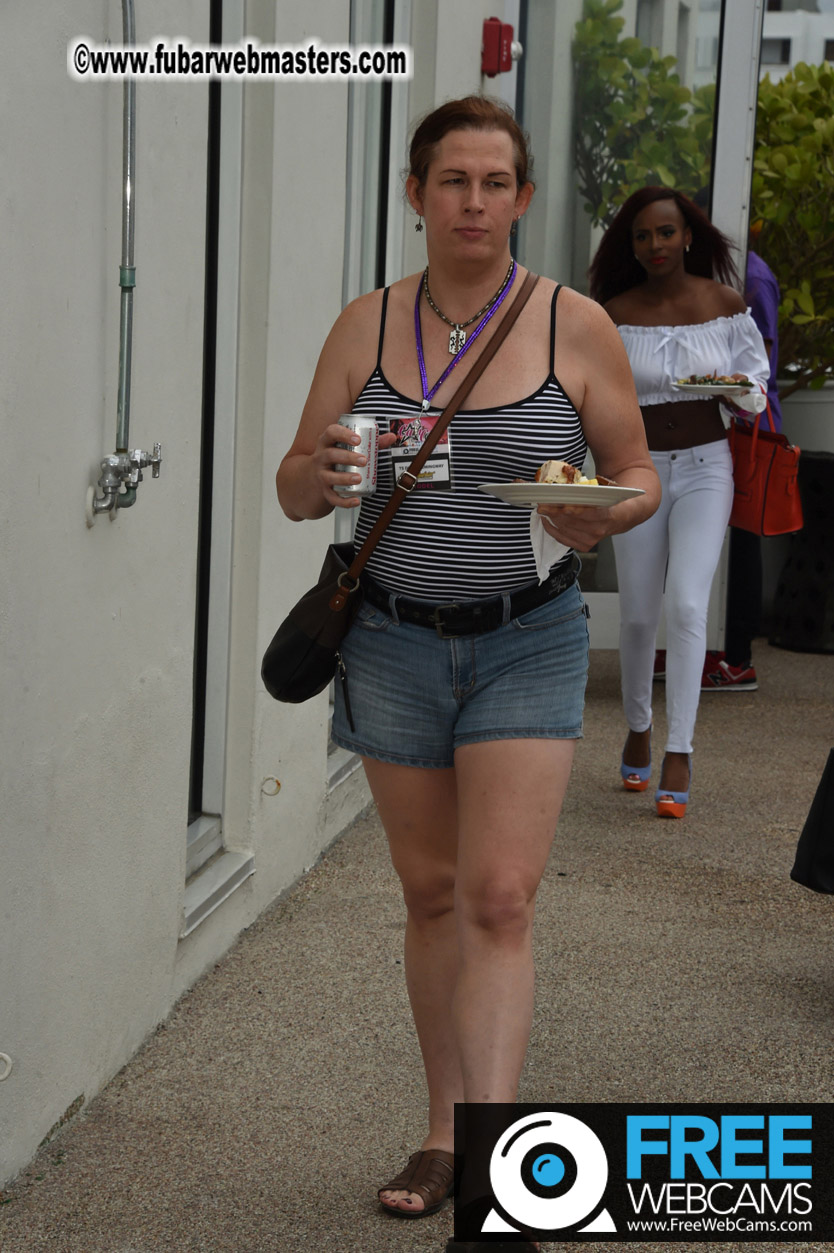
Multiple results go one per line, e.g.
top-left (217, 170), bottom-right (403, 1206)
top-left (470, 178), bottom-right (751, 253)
top-left (429, 602), bottom-right (462, 638)
top-left (549, 570), bottom-right (565, 597)
top-left (549, 560), bottom-right (575, 598)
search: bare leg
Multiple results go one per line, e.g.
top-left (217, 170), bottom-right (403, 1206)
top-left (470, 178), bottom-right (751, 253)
top-left (449, 739), bottom-right (573, 1245)
top-left (364, 759), bottom-right (461, 1213)
top-left (452, 739), bottom-right (575, 1104)
top-left (367, 738), bottom-right (576, 1213)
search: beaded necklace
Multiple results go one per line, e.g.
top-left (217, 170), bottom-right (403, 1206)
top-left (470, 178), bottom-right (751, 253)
top-left (423, 257), bottom-right (516, 354)
top-left (414, 261), bottom-right (518, 412)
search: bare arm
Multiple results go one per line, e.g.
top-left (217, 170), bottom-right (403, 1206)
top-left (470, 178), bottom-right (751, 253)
top-left (276, 290), bottom-right (395, 521)
top-left (538, 292), bottom-right (660, 552)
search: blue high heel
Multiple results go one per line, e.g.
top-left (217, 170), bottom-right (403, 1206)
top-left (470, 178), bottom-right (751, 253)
top-left (621, 757), bottom-right (652, 791)
top-left (621, 729), bottom-right (651, 792)
top-left (655, 756), bottom-right (691, 818)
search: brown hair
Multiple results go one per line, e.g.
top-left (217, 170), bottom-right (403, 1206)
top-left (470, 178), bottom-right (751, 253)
top-left (408, 96), bottom-right (534, 190)
top-left (588, 186), bottom-right (740, 306)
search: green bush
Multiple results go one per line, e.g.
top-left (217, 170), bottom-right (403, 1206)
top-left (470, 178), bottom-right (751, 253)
top-left (753, 63), bottom-right (834, 394)
top-left (573, 2), bottom-right (834, 393)
top-left (572, 0), bottom-right (713, 227)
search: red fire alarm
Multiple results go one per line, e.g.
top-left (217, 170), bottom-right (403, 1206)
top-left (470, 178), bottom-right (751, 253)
top-left (482, 16), bottom-right (517, 77)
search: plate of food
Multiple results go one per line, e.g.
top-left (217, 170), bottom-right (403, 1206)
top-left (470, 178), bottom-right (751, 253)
top-left (479, 460), bottom-right (646, 508)
top-left (672, 374), bottom-right (754, 395)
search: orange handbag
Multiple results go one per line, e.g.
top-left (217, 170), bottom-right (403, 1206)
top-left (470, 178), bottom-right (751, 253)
top-left (728, 402), bottom-right (804, 536)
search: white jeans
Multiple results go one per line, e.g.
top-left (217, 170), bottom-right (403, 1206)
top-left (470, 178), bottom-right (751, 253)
top-left (612, 440), bottom-right (734, 755)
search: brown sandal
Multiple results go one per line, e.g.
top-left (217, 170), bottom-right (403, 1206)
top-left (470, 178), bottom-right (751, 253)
top-left (378, 1148), bottom-right (455, 1218)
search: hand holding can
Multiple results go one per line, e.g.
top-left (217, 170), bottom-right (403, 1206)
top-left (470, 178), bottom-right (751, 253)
top-left (334, 415), bottom-right (379, 498)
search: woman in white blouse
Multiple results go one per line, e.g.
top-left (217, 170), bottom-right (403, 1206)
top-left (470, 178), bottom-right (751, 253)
top-left (589, 187), bottom-right (769, 818)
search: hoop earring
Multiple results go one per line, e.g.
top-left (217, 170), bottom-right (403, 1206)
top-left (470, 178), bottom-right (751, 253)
top-left (415, 215), bottom-right (423, 233)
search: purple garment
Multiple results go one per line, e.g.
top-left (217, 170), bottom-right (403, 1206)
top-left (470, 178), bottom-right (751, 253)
top-left (745, 250), bottom-right (782, 431)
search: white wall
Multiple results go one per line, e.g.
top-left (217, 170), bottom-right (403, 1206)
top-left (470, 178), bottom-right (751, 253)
top-left (234, 0), bottom-right (370, 934)
top-left (762, 12), bottom-right (834, 81)
top-left (0, 0), bottom-right (369, 1186)
top-left (0, 0), bottom-right (552, 1186)
top-left (0, 1), bottom-right (209, 1182)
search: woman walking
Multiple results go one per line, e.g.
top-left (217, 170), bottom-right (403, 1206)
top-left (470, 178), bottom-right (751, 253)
top-left (589, 187), bottom-right (769, 818)
top-left (277, 98), bottom-right (659, 1233)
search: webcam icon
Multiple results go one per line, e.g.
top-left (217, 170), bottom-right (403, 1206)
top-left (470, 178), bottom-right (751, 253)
top-left (483, 1111), bottom-right (616, 1235)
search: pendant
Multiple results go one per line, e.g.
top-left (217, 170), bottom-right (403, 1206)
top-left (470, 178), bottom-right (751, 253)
top-left (449, 326), bottom-right (466, 354)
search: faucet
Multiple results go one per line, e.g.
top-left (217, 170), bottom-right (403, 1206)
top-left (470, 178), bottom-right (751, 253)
top-left (90, 443), bottom-right (163, 515)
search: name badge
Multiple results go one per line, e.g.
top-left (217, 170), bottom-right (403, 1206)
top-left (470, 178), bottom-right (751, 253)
top-left (390, 414), bottom-right (453, 490)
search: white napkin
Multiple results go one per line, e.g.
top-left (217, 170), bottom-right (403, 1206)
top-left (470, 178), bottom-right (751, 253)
top-left (720, 389), bottom-right (767, 426)
top-left (530, 510), bottom-right (569, 583)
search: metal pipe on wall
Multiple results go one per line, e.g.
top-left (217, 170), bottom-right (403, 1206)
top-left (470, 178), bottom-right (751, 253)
top-left (87, 0), bottom-right (162, 521)
top-left (116, 0), bottom-right (136, 455)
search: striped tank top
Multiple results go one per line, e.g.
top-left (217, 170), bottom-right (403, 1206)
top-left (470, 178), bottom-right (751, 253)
top-left (352, 284), bottom-right (586, 600)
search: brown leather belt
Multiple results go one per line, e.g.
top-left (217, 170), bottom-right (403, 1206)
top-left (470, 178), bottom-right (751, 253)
top-left (361, 557), bottom-right (579, 639)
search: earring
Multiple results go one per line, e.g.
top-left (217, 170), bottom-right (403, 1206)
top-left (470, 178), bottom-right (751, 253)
top-left (510, 218), bottom-right (519, 237)
top-left (415, 215), bottom-right (423, 233)
top-left (686, 244), bottom-right (691, 253)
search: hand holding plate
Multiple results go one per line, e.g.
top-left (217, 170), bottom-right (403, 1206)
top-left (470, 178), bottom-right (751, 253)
top-left (537, 502), bottom-right (615, 553)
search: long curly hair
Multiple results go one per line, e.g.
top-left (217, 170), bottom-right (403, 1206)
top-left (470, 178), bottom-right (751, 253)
top-left (588, 186), bottom-right (740, 305)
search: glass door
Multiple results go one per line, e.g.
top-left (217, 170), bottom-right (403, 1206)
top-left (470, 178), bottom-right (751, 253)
top-left (516, 0), bottom-right (765, 646)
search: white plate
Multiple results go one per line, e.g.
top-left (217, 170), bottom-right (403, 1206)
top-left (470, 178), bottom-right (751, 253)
top-left (478, 482), bottom-right (646, 508)
top-left (672, 382), bottom-right (752, 395)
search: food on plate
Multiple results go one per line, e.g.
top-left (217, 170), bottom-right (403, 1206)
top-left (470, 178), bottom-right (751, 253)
top-left (536, 459), bottom-right (589, 484)
top-left (534, 459), bottom-right (614, 487)
top-left (676, 373), bottom-right (752, 387)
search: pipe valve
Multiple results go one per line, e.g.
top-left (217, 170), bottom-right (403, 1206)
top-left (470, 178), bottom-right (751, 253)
top-left (89, 442), bottom-right (163, 516)
top-left (127, 442), bottom-right (163, 486)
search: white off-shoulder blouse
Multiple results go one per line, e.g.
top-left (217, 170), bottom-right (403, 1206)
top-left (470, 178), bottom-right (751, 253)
top-left (617, 311), bottom-right (769, 412)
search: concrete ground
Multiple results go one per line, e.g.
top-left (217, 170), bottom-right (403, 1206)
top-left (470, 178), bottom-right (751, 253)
top-left (2, 643), bottom-right (833, 1253)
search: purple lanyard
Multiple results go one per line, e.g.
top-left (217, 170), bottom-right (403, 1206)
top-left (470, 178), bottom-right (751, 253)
top-left (414, 261), bottom-right (517, 411)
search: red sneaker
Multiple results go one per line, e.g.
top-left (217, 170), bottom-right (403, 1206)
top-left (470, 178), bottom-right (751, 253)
top-left (702, 649), bottom-right (725, 674)
top-left (701, 657), bottom-right (758, 691)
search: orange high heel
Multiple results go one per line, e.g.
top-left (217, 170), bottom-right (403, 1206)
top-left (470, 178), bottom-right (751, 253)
top-left (655, 756), bottom-right (691, 818)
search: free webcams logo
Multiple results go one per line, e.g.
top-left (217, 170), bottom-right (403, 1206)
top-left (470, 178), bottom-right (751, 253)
top-left (453, 1105), bottom-right (617, 1238)
top-left (483, 1110), bottom-right (615, 1235)
top-left (454, 1103), bottom-right (833, 1243)
top-left (623, 1112), bottom-right (815, 1238)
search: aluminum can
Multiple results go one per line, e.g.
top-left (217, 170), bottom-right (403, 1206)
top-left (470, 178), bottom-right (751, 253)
top-left (334, 414), bottom-right (379, 497)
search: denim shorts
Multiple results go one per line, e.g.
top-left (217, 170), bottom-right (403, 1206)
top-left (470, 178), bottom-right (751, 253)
top-left (331, 580), bottom-right (590, 769)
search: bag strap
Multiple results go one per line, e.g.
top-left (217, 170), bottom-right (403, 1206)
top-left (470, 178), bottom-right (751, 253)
top-left (731, 392), bottom-right (776, 463)
top-left (332, 269), bottom-right (540, 604)
top-left (751, 395), bottom-right (776, 448)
